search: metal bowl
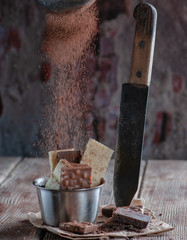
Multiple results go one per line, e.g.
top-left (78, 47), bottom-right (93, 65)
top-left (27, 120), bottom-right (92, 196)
top-left (37, 0), bottom-right (96, 13)
top-left (33, 176), bottom-right (104, 226)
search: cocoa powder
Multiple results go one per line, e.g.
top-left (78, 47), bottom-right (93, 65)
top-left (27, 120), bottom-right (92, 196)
top-left (42, 4), bottom-right (98, 66)
top-left (39, 3), bottom-right (98, 156)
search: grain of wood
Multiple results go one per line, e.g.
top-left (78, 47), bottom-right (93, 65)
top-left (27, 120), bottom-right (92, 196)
top-left (130, 4), bottom-right (157, 86)
top-left (99, 158), bottom-right (115, 205)
top-left (0, 157), bottom-right (50, 240)
top-left (133, 160), bottom-right (187, 240)
top-left (0, 157), bottom-right (22, 185)
top-left (43, 232), bottom-right (66, 240)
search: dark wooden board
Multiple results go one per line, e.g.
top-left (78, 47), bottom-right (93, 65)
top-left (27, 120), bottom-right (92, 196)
top-left (0, 157), bottom-right (22, 185)
top-left (0, 157), bottom-right (50, 240)
top-left (133, 160), bottom-right (187, 240)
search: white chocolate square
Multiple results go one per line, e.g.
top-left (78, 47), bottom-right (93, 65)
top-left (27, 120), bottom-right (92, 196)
top-left (81, 139), bottom-right (114, 187)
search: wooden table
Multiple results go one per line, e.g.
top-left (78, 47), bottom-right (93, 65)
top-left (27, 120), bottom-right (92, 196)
top-left (0, 157), bottom-right (186, 239)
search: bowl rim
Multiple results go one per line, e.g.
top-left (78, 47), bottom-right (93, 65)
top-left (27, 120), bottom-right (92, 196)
top-left (33, 176), bottom-right (105, 192)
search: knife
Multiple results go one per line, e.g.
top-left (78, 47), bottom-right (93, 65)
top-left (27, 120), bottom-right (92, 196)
top-left (113, 3), bottom-right (157, 206)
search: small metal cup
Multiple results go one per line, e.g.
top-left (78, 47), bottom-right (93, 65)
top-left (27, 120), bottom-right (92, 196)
top-left (33, 176), bottom-right (104, 226)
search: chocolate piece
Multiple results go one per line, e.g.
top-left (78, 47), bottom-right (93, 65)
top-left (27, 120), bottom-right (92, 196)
top-left (81, 139), bottom-right (114, 187)
top-left (112, 207), bottom-right (151, 229)
top-left (59, 221), bottom-right (98, 234)
top-left (102, 204), bottom-right (116, 217)
top-left (48, 149), bottom-right (74, 173)
top-left (45, 159), bottom-right (71, 190)
top-left (61, 164), bottom-right (91, 190)
top-left (98, 218), bottom-right (141, 233)
top-left (57, 151), bottom-right (82, 163)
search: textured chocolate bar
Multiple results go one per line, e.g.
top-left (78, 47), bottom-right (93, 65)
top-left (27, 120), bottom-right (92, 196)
top-left (81, 139), bottom-right (114, 187)
top-left (59, 221), bottom-right (98, 234)
top-left (57, 151), bottom-right (81, 163)
top-left (102, 204), bottom-right (116, 217)
top-left (61, 164), bottom-right (91, 190)
top-left (112, 207), bottom-right (151, 229)
top-left (99, 218), bottom-right (140, 233)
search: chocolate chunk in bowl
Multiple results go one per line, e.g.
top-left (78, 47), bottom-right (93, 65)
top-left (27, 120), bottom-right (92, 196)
top-left (61, 163), bottom-right (92, 190)
top-left (56, 151), bottom-right (82, 164)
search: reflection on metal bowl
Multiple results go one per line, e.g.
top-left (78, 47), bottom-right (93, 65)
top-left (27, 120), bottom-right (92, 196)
top-left (33, 176), bottom-right (105, 226)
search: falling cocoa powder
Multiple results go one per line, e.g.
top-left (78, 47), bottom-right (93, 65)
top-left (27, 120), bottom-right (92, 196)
top-left (42, 4), bottom-right (98, 66)
top-left (39, 3), bottom-right (98, 156)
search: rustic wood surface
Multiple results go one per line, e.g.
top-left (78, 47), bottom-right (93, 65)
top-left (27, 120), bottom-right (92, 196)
top-left (0, 158), bottom-right (186, 240)
top-left (133, 160), bottom-right (187, 240)
top-left (0, 158), bottom-right (50, 240)
top-left (0, 157), bottom-right (22, 185)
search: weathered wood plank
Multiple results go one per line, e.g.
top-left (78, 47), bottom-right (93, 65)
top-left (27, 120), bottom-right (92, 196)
top-left (134, 159), bottom-right (146, 200)
top-left (133, 160), bottom-right (187, 240)
top-left (0, 157), bottom-right (22, 185)
top-left (43, 232), bottom-right (67, 240)
top-left (0, 157), bottom-right (50, 240)
top-left (99, 158), bottom-right (115, 205)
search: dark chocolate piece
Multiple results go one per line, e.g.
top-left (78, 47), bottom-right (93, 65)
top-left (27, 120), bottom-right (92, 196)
top-left (112, 207), bottom-right (151, 229)
top-left (57, 151), bottom-right (82, 163)
top-left (102, 204), bottom-right (116, 217)
top-left (61, 164), bottom-right (91, 190)
top-left (59, 221), bottom-right (98, 234)
top-left (98, 218), bottom-right (141, 233)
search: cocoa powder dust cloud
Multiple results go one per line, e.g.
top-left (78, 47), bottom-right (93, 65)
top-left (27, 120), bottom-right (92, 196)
top-left (39, 3), bottom-right (98, 156)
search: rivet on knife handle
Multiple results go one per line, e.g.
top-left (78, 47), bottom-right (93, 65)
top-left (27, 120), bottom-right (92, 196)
top-left (130, 3), bottom-right (157, 86)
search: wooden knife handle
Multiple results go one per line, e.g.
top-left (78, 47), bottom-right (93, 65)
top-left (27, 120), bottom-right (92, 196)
top-left (129, 3), bottom-right (157, 86)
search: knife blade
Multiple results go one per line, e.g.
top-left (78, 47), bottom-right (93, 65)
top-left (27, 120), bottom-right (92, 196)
top-left (113, 3), bottom-right (157, 206)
